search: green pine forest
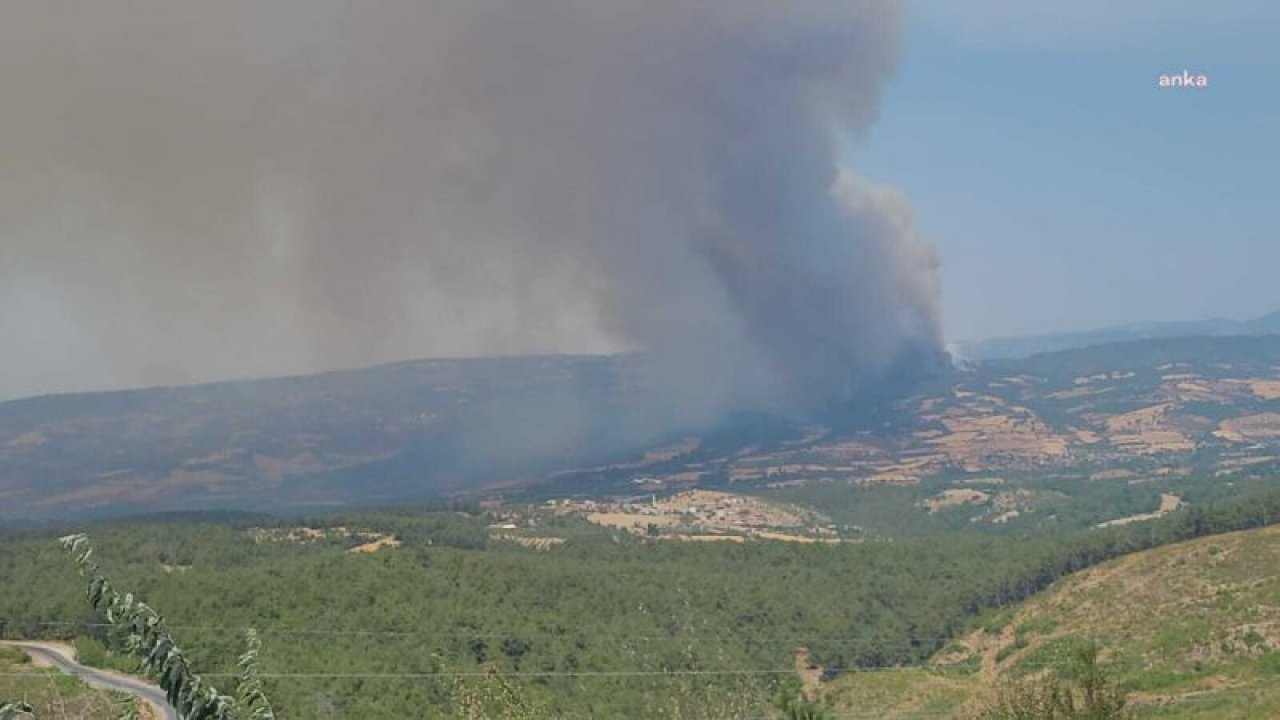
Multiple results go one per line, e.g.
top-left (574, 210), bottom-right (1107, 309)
top-left (3, 485), bottom-right (1280, 719)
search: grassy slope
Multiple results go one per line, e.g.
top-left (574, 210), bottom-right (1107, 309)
top-left (0, 645), bottom-right (134, 719)
top-left (826, 524), bottom-right (1280, 719)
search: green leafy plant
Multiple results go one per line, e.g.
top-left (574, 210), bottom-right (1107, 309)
top-left (59, 534), bottom-right (276, 720)
top-left (774, 680), bottom-right (832, 720)
top-left (0, 702), bottom-right (34, 720)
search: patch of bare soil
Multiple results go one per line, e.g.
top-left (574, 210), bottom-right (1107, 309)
top-left (1215, 413), bottom-right (1280, 442)
top-left (923, 488), bottom-right (990, 513)
top-left (1096, 494), bottom-right (1183, 528)
top-left (794, 647), bottom-right (823, 699)
top-left (1098, 404), bottom-right (1195, 453)
top-left (493, 535), bottom-right (566, 551)
top-left (347, 535), bottom-right (402, 554)
top-left (924, 394), bottom-right (1071, 470)
top-left (670, 534), bottom-right (745, 543)
top-left (1089, 468), bottom-right (1136, 481)
top-left (1249, 380), bottom-right (1280, 399)
top-left (752, 531), bottom-right (842, 544)
top-left (586, 512), bottom-right (680, 532)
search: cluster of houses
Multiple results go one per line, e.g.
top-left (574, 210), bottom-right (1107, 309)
top-left (548, 490), bottom-right (838, 540)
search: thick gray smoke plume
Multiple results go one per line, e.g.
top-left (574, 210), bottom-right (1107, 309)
top-left (0, 1), bottom-right (940, 414)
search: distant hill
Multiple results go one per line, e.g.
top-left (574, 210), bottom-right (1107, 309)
top-left (828, 523), bottom-right (1280, 717)
top-left (956, 310), bottom-right (1280, 361)
top-left (0, 354), bottom-right (682, 520)
top-left (3, 334), bottom-right (1280, 522)
top-left (982, 334), bottom-right (1280, 378)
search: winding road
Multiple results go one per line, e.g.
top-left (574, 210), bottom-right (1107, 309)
top-left (1, 641), bottom-right (179, 720)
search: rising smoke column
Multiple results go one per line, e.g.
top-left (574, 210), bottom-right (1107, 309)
top-left (0, 0), bottom-right (940, 414)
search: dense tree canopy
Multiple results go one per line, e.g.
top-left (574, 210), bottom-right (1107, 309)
top-left (2, 485), bottom-right (1279, 718)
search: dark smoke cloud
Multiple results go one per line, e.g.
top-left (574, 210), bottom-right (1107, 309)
top-left (0, 1), bottom-right (940, 416)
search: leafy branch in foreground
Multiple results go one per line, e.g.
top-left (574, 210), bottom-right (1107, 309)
top-left (0, 701), bottom-right (34, 720)
top-left (234, 630), bottom-right (275, 720)
top-left (59, 534), bottom-right (276, 720)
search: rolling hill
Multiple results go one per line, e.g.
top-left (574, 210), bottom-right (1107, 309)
top-left (825, 522), bottom-right (1280, 718)
top-left (2, 335), bottom-right (1279, 522)
top-left (954, 309), bottom-right (1280, 361)
top-left (0, 355), bottom-right (662, 519)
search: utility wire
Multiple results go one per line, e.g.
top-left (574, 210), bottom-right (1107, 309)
top-left (0, 659), bottom-right (1139, 679)
top-left (0, 619), bottom-right (1001, 644)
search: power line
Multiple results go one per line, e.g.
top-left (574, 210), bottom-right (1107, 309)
top-left (0, 658), bottom-right (1118, 680)
top-left (0, 619), bottom-right (991, 645)
top-left (1, 617), bottom-right (1204, 674)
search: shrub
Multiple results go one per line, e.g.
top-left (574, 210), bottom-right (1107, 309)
top-left (973, 641), bottom-right (1130, 720)
top-left (1259, 650), bottom-right (1280, 675)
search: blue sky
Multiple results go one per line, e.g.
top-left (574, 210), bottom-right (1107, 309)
top-left (847, 0), bottom-right (1279, 342)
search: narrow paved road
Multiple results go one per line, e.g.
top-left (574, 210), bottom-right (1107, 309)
top-left (2, 641), bottom-right (179, 720)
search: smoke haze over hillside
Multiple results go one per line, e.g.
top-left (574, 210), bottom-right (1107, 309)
top-left (0, 1), bottom-right (940, 417)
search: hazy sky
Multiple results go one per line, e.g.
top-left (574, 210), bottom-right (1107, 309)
top-left (2, 1), bottom-right (1277, 401)
top-left (849, 0), bottom-right (1280, 341)
top-left (0, 1), bottom-right (938, 403)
